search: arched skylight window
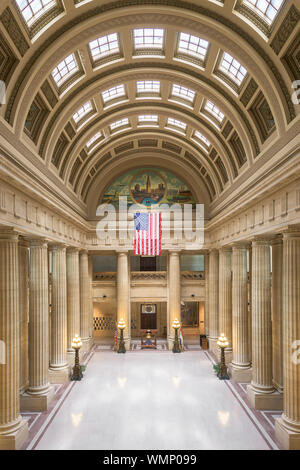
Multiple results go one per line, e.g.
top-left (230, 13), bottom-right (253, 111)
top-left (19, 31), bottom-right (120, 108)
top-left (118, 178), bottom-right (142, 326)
top-left (219, 53), bottom-right (247, 86)
top-left (204, 101), bottom-right (225, 123)
top-left (137, 81), bottom-right (160, 93)
top-left (73, 101), bottom-right (93, 123)
top-left (243, 0), bottom-right (284, 24)
top-left (86, 132), bottom-right (102, 149)
top-left (16, 0), bottom-right (56, 26)
top-left (133, 28), bottom-right (164, 49)
top-left (89, 33), bottom-right (119, 61)
top-left (102, 85), bottom-right (125, 103)
top-left (177, 33), bottom-right (209, 61)
top-left (138, 115), bottom-right (158, 123)
top-left (51, 54), bottom-right (79, 87)
top-left (171, 84), bottom-right (195, 102)
top-left (167, 118), bottom-right (187, 130)
top-left (110, 118), bottom-right (129, 130)
top-left (194, 131), bottom-right (211, 148)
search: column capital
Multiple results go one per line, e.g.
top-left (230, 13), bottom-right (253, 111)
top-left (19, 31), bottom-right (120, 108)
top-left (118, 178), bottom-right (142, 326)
top-left (19, 237), bottom-right (30, 248)
top-left (51, 242), bottom-right (67, 251)
top-left (219, 245), bottom-right (232, 253)
top-left (66, 246), bottom-right (80, 253)
top-left (208, 247), bottom-right (219, 253)
top-left (270, 234), bottom-right (283, 246)
top-left (0, 227), bottom-right (19, 242)
top-left (251, 236), bottom-right (270, 246)
top-left (115, 249), bottom-right (129, 255)
top-left (168, 249), bottom-right (181, 256)
top-left (231, 241), bottom-right (250, 250)
top-left (29, 238), bottom-right (49, 248)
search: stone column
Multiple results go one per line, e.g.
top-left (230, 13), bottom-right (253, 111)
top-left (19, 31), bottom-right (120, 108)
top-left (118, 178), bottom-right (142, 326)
top-left (19, 238), bottom-right (29, 394)
top-left (21, 239), bottom-right (54, 411)
top-left (117, 251), bottom-right (131, 350)
top-left (66, 248), bottom-right (80, 364)
top-left (49, 244), bottom-right (69, 383)
top-left (80, 250), bottom-right (92, 352)
top-left (247, 238), bottom-right (282, 409)
top-left (0, 229), bottom-right (28, 450)
top-left (275, 229), bottom-right (300, 450)
top-left (88, 254), bottom-right (94, 347)
top-left (271, 236), bottom-right (283, 393)
top-left (218, 247), bottom-right (232, 363)
top-left (208, 249), bottom-right (219, 353)
top-left (167, 251), bottom-right (181, 350)
top-left (229, 243), bottom-right (252, 382)
top-left (204, 251), bottom-right (209, 337)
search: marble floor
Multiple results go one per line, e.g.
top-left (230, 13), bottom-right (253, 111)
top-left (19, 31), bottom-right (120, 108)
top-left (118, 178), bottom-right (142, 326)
top-left (25, 349), bottom-right (280, 450)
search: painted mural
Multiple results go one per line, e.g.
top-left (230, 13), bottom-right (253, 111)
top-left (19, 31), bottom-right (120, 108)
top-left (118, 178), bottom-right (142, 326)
top-left (100, 167), bottom-right (195, 208)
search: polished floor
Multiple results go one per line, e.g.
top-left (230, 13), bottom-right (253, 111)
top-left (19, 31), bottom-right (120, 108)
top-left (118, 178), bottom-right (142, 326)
top-left (27, 349), bottom-right (279, 450)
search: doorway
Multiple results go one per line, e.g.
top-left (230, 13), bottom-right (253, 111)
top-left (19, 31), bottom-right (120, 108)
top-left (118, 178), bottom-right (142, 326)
top-left (140, 256), bottom-right (156, 271)
top-left (140, 304), bottom-right (157, 329)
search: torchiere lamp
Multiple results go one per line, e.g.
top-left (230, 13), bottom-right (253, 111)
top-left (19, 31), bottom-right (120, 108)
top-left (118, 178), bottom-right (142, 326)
top-left (71, 334), bottom-right (83, 381)
top-left (118, 318), bottom-right (126, 354)
top-left (217, 333), bottom-right (229, 380)
top-left (172, 318), bottom-right (181, 353)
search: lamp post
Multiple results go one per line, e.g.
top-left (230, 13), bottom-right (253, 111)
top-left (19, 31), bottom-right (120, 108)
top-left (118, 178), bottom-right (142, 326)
top-left (217, 333), bottom-right (229, 380)
top-left (172, 318), bottom-right (181, 353)
top-left (118, 318), bottom-right (126, 353)
top-left (71, 334), bottom-right (83, 381)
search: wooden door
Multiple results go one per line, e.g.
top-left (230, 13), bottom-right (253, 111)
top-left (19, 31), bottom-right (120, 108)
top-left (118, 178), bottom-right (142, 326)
top-left (141, 304), bottom-right (157, 329)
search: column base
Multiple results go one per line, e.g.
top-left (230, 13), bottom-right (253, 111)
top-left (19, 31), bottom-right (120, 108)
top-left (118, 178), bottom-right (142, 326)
top-left (275, 416), bottom-right (300, 450)
top-left (228, 364), bottom-right (252, 382)
top-left (81, 337), bottom-right (94, 353)
top-left (20, 386), bottom-right (55, 412)
top-left (0, 417), bottom-right (28, 450)
top-left (246, 385), bottom-right (283, 410)
top-left (49, 366), bottom-right (70, 384)
top-left (208, 337), bottom-right (219, 356)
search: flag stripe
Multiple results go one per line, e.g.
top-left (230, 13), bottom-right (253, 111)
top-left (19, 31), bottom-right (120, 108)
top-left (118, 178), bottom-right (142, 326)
top-left (134, 212), bottom-right (161, 256)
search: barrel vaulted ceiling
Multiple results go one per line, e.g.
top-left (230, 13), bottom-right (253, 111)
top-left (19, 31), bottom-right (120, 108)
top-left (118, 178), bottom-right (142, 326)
top-left (0, 0), bottom-right (299, 219)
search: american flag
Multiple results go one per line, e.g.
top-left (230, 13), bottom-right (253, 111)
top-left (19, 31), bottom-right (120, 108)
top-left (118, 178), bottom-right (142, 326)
top-left (134, 212), bottom-right (161, 255)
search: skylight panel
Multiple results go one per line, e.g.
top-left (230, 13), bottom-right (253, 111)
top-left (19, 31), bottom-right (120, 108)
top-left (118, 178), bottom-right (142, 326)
top-left (167, 118), bottom-right (187, 130)
top-left (204, 101), bottom-right (225, 122)
top-left (102, 85), bottom-right (125, 103)
top-left (177, 32), bottom-right (209, 61)
top-left (89, 33), bottom-right (119, 61)
top-left (195, 131), bottom-right (211, 147)
top-left (137, 80), bottom-right (160, 93)
top-left (51, 54), bottom-right (79, 87)
top-left (86, 132), bottom-right (101, 148)
top-left (73, 101), bottom-right (93, 123)
top-left (110, 118), bottom-right (129, 130)
top-left (138, 115), bottom-right (158, 123)
top-left (219, 52), bottom-right (247, 86)
top-left (16, 0), bottom-right (56, 26)
top-left (243, 0), bottom-right (284, 24)
top-left (171, 84), bottom-right (195, 102)
top-left (133, 28), bottom-right (164, 49)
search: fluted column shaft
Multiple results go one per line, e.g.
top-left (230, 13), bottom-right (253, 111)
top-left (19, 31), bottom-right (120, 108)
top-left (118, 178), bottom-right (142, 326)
top-left (231, 244), bottom-right (251, 369)
top-left (275, 230), bottom-right (300, 449)
top-left (28, 240), bottom-right (51, 394)
top-left (0, 230), bottom-right (28, 449)
top-left (117, 251), bottom-right (130, 348)
top-left (218, 247), bottom-right (232, 351)
top-left (168, 251), bottom-right (181, 349)
top-left (251, 239), bottom-right (273, 393)
top-left (66, 248), bottom-right (80, 351)
top-left (50, 245), bottom-right (68, 371)
top-left (208, 249), bottom-right (219, 347)
top-left (88, 254), bottom-right (94, 343)
top-left (271, 237), bottom-right (283, 392)
top-left (204, 252), bottom-right (209, 337)
top-left (19, 239), bottom-right (29, 394)
top-left (80, 250), bottom-right (91, 350)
